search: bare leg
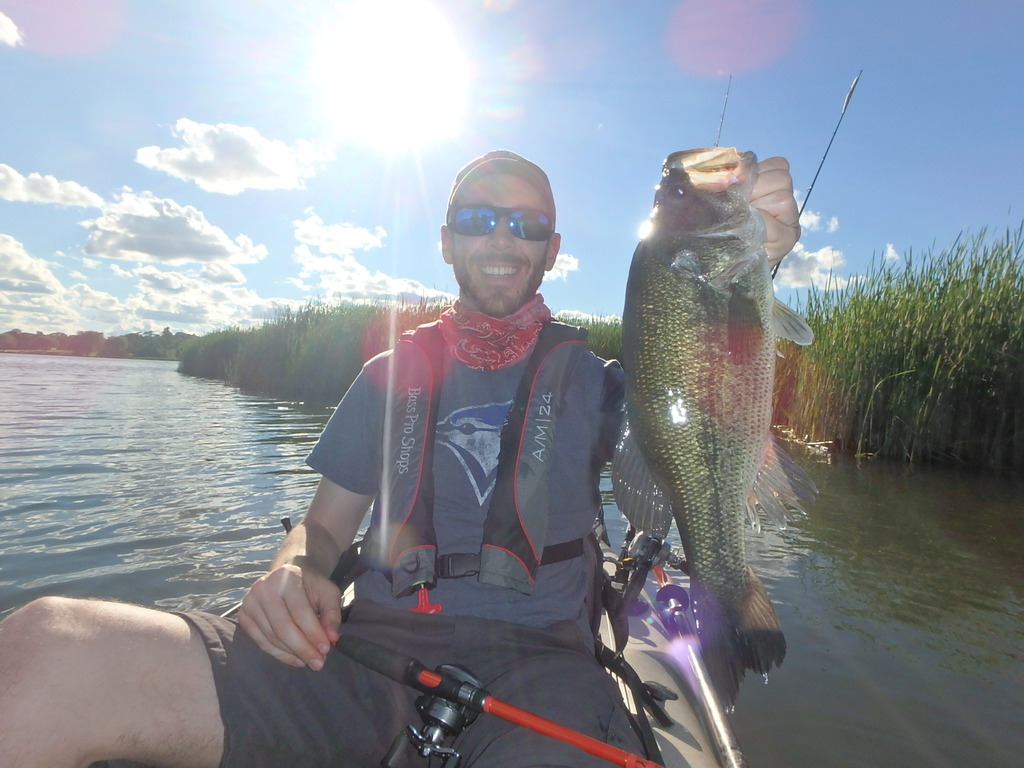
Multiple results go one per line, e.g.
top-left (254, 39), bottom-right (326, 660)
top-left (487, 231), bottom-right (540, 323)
top-left (0, 597), bottom-right (224, 768)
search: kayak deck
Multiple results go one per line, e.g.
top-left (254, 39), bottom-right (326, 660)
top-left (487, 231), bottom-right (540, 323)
top-left (604, 547), bottom-right (748, 768)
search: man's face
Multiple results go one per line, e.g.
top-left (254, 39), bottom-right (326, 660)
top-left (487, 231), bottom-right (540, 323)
top-left (441, 173), bottom-right (560, 319)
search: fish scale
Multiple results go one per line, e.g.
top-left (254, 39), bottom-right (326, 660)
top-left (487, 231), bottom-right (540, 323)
top-left (614, 147), bottom-right (816, 704)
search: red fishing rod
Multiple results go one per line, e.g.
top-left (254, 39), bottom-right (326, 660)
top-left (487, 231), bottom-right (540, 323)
top-left (337, 633), bottom-right (665, 768)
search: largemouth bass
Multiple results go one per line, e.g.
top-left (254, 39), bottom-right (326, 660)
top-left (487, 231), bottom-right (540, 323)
top-left (613, 147), bottom-right (816, 704)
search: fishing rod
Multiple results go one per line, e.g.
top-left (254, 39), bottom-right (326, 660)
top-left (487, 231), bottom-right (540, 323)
top-left (651, 565), bottom-right (748, 768)
top-left (220, 522), bottom-right (661, 766)
top-left (337, 633), bottom-right (666, 768)
top-left (772, 70), bottom-right (862, 279)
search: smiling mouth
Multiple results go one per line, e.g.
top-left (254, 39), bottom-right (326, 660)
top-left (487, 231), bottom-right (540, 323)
top-left (479, 265), bottom-right (519, 276)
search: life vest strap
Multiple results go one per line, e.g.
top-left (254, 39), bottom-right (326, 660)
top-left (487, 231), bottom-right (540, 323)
top-left (434, 538), bottom-right (584, 579)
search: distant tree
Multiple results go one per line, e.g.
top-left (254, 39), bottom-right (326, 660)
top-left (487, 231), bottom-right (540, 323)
top-left (26, 332), bottom-right (50, 351)
top-left (68, 331), bottom-right (105, 357)
top-left (102, 335), bottom-right (128, 358)
top-left (0, 327), bottom-right (195, 359)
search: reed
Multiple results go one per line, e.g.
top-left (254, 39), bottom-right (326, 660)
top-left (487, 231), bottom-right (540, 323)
top-left (179, 299), bottom-right (626, 408)
top-left (556, 312), bottom-right (623, 362)
top-left (775, 224), bottom-right (1024, 468)
top-left (179, 300), bottom-right (443, 406)
top-left (180, 223), bottom-right (1022, 468)
top-left (176, 328), bottom-right (243, 381)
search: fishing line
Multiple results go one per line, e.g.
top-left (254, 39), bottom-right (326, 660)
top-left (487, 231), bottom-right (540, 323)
top-left (714, 74), bottom-right (732, 148)
top-left (772, 70), bottom-right (862, 279)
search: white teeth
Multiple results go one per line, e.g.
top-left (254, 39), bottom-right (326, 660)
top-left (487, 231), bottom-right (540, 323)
top-left (481, 266), bottom-right (517, 276)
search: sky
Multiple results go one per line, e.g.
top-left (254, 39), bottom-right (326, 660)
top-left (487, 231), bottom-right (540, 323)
top-left (1, 0), bottom-right (1021, 337)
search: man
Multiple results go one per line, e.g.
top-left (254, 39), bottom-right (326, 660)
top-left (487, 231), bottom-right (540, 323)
top-left (0, 150), bottom-right (800, 768)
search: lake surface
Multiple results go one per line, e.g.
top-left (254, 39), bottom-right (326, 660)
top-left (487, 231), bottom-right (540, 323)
top-left (1, 354), bottom-right (1021, 767)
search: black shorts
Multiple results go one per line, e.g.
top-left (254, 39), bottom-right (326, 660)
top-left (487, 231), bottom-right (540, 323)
top-left (181, 600), bottom-right (641, 768)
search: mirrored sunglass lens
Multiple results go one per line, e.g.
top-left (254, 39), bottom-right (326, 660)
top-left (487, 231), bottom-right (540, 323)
top-left (453, 207), bottom-right (498, 236)
top-left (452, 207), bottom-right (551, 240)
top-left (509, 211), bottom-right (551, 241)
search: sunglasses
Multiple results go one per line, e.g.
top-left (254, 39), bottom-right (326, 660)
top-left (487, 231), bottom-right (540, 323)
top-left (449, 206), bottom-right (553, 242)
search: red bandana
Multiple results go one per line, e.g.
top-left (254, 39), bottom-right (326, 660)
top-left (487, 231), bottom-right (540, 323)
top-left (438, 295), bottom-right (552, 370)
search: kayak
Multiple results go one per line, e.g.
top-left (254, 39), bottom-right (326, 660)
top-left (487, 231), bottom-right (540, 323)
top-left (602, 532), bottom-right (748, 768)
top-left (189, 520), bottom-right (745, 768)
top-left (329, 533), bottom-right (745, 768)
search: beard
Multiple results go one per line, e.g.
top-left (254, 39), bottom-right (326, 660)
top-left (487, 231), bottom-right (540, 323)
top-left (452, 258), bottom-right (547, 319)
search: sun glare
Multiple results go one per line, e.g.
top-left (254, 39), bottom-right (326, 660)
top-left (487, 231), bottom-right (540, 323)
top-left (310, 0), bottom-right (471, 151)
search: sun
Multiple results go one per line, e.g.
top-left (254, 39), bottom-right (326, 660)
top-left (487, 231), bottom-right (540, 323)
top-left (309, 0), bottom-right (472, 151)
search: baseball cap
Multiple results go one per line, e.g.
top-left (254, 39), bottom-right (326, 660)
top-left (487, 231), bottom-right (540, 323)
top-left (446, 150), bottom-right (556, 227)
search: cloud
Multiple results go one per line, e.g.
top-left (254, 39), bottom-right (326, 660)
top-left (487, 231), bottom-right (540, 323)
top-left (81, 190), bottom-right (267, 266)
top-left (0, 163), bottom-right (104, 207)
top-left (884, 243), bottom-right (900, 260)
top-left (544, 252), bottom-right (579, 281)
top-left (199, 262), bottom-right (246, 285)
top-left (0, 235), bottom-right (126, 332)
top-left (774, 242), bottom-right (849, 290)
top-left (136, 119), bottom-right (330, 195)
top-left (292, 244), bottom-right (452, 304)
top-left (64, 282), bottom-right (128, 325)
top-left (118, 263), bottom-right (290, 329)
top-left (0, 234), bottom-right (63, 294)
top-left (289, 212), bottom-right (451, 303)
top-left (293, 210), bottom-right (386, 255)
top-left (799, 208), bottom-right (839, 233)
top-left (0, 12), bottom-right (22, 47)
top-left (0, 231), bottom-right (290, 335)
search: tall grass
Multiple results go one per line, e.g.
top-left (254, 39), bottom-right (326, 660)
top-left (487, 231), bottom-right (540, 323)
top-left (776, 224), bottom-right (1024, 468)
top-left (181, 224), bottom-right (1022, 468)
top-left (179, 300), bottom-right (443, 406)
top-left (555, 311), bottom-right (623, 362)
top-left (179, 300), bottom-right (627, 408)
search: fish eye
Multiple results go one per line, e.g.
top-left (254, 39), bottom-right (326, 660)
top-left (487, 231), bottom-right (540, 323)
top-left (667, 184), bottom-right (686, 198)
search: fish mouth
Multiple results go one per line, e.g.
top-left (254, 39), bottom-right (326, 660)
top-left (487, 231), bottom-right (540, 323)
top-left (664, 147), bottom-right (755, 193)
top-left (667, 146), bottom-right (742, 172)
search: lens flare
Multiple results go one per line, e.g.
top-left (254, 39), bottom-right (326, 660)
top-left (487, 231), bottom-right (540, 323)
top-left (665, 0), bottom-right (807, 77)
top-left (3, 0), bottom-right (126, 58)
top-left (309, 0), bottom-right (471, 151)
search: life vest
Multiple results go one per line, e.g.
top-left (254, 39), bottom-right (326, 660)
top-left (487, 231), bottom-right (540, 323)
top-left (367, 320), bottom-right (590, 596)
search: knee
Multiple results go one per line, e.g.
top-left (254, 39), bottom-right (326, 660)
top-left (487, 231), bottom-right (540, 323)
top-left (0, 596), bottom-right (95, 656)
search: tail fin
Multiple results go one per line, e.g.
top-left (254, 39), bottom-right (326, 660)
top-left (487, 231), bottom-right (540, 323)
top-left (691, 566), bottom-right (786, 705)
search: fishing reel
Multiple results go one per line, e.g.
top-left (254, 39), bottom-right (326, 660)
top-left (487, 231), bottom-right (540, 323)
top-left (615, 529), bottom-right (671, 614)
top-left (382, 664), bottom-right (482, 768)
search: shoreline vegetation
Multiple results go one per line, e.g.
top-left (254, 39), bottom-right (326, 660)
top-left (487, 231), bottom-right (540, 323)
top-left (179, 225), bottom-right (1022, 469)
top-left (776, 224), bottom-right (1023, 469)
top-left (0, 327), bottom-right (195, 360)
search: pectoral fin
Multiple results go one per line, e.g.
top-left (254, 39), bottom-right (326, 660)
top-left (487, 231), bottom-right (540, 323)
top-left (773, 299), bottom-right (814, 345)
top-left (746, 435), bottom-right (818, 530)
top-left (727, 284), bottom-right (764, 363)
top-left (611, 423), bottom-right (674, 538)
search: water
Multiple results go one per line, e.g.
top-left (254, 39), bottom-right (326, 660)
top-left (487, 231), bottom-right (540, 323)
top-left (730, 457), bottom-right (1024, 767)
top-left (0, 354), bottom-right (327, 615)
top-left (2, 354), bottom-right (1022, 767)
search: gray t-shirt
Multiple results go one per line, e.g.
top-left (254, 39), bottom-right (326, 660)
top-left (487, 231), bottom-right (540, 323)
top-left (307, 342), bottom-right (624, 630)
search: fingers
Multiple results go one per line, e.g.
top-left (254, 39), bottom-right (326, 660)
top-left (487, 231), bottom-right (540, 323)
top-left (237, 565), bottom-right (342, 671)
top-left (751, 156), bottom-right (801, 264)
top-left (318, 597), bottom-right (343, 646)
top-left (756, 155), bottom-right (791, 176)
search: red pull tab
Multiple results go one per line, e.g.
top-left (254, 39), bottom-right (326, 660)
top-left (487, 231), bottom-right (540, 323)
top-left (409, 585), bottom-right (442, 614)
top-left (654, 565), bottom-right (670, 588)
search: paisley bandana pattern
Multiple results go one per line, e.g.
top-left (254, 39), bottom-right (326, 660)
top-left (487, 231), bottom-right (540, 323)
top-left (438, 295), bottom-right (552, 370)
